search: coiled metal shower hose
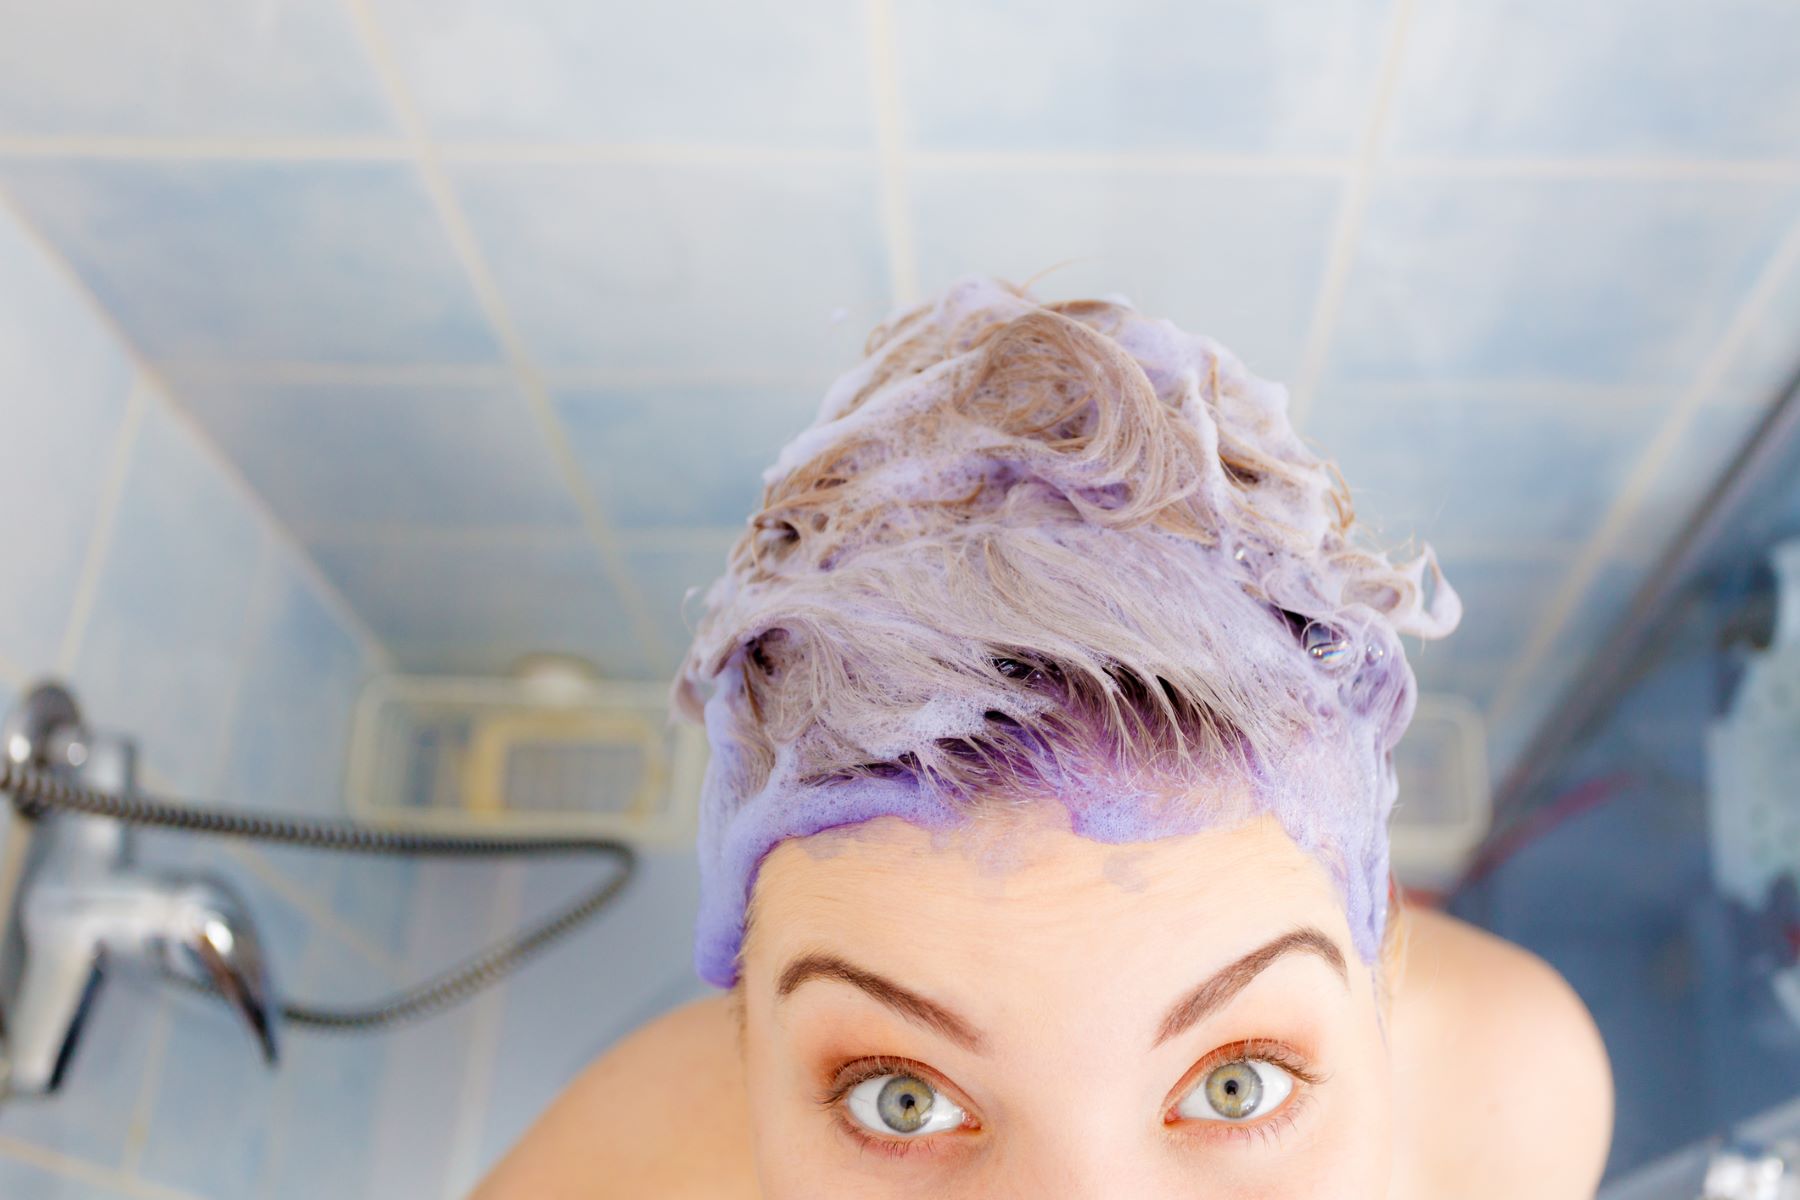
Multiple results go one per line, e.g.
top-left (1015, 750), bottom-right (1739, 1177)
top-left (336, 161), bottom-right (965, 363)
top-left (0, 758), bottom-right (636, 1033)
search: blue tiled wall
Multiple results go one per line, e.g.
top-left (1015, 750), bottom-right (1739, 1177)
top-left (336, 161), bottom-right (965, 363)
top-left (1, 0), bottom-right (1793, 791)
top-left (0, 199), bottom-right (709, 1198)
top-left (1, 1), bottom-right (1798, 1193)
top-left (0, 200), bottom-right (430, 1199)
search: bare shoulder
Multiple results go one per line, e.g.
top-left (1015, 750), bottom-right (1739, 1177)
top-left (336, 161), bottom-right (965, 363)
top-left (1388, 905), bottom-right (1616, 1200)
top-left (470, 991), bottom-right (758, 1200)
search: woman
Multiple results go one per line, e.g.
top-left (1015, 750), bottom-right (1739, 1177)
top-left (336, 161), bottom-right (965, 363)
top-left (474, 276), bottom-right (1615, 1198)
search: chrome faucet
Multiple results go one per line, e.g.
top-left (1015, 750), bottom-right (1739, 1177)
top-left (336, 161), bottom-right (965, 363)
top-left (0, 682), bottom-right (280, 1096)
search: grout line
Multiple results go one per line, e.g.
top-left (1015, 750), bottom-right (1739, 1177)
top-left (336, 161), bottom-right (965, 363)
top-left (2, 133), bottom-right (1793, 181)
top-left (0, 135), bottom-right (871, 171)
top-left (146, 358), bottom-right (1701, 401)
top-left (252, 1083), bottom-right (292, 1200)
top-left (0, 1134), bottom-right (204, 1200)
top-left (249, 905), bottom-right (349, 1200)
top-left (907, 148), bottom-right (1355, 176)
top-left (866, 0), bottom-right (919, 307)
top-left (340, 0), bottom-right (672, 671)
top-left (1485, 208), bottom-right (1800, 729)
top-left (364, 640), bottom-right (677, 673)
top-left (1287, 0), bottom-right (1417, 430)
top-left (536, 365), bottom-right (833, 390)
top-left (442, 861), bottom-right (523, 1194)
top-left (1425, 540), bottom-right (1591, 564)
top-left (56, 376), bottom-right (148, 674)
top-left (0, 135), bottom-right (408, 160)
top-left (210, 535), bottom-right (280, 795)
top-left (119, 995), bottom-right (174, 1175)
top-left (0, 184), bottom-right (397, 671)
top-left (297, 522), bottom-right (596, 548)
top-left (1383, 155), bottom-right (1800, 181)
top-left (1310, 379), bottom-right (1678, 404)
top-left (298, 522), bottom-right (745, 552)
top-left (154, 358), bottom-right (828, 390)
top-left (438, 142), bottom-right (876, 167)
top-left (159, 360), bottom-right (513, 387)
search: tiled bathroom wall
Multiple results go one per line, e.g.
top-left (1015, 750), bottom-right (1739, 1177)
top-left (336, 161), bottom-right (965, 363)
top-left (3, 0), bottom-right (1799, 791)
top-left (2, 1), bottom-right (1800, 1195)
top-left (0, 198), bottom-right (427, 1199)
top-left (0, 202), bottom-right (710, 1200)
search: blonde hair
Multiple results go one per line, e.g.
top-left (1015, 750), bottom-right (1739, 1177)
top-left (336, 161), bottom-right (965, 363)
top-left (674, 275), bottom-right (1460, 988)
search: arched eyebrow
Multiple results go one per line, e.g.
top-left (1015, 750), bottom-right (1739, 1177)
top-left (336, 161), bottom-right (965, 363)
top-left (1153, 926), bottom-right (1348, 1047)
top-left (777, 953), bottom-right (987, 1053)
top-left (775, 926), bottom-right (1348, 1055)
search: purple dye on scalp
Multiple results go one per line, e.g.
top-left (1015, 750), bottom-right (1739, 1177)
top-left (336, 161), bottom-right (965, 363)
top-left (670, 275), bottom-right (1462, 989)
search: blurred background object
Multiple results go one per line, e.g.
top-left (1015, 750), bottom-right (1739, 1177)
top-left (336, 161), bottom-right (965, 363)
top-left (0, 1), bottom-right (1796, 1195)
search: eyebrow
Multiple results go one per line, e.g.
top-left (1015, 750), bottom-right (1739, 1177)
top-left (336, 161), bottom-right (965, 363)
top-left (1153, 926), bottom-right (1348, 1047)
top-left (777, 952), bottom-right (988, 1053)
top-left (774, 925), bottom-right (1348, 1055)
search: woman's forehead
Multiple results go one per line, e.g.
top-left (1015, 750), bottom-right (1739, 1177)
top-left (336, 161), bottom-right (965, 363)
top-left (745, 809), bottom-right (1350, 970)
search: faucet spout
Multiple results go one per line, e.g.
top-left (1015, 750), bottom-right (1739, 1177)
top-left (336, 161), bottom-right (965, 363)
top-left (0, 683), bottom-right (283, 1096)
top-left (10, 871), bottom-right (283, 1092)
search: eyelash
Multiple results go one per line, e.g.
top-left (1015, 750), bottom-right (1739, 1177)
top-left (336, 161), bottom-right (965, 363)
top-left (817, 1039), bottom-right (1330, 1161)
top-left (1163, 1037), bottom-right (1330, 1149)
top-left (817, 1055), bottom-right (976, 1161)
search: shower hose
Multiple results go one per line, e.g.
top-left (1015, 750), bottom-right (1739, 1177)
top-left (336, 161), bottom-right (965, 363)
top-left (0, 757), bottom-right (636, 1034)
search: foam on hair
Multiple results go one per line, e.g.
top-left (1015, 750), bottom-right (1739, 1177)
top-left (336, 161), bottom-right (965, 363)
top-left (671, 274), bottom-right (1462, 988)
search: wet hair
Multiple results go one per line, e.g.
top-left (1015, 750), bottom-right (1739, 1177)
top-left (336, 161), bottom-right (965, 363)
top-left (671, 274), bottom-right (1461, 989)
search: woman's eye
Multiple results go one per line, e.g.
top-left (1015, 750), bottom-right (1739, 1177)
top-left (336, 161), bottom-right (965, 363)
top-left (1174, 1058), bottom-right (1296, 1122)
top-left (844, 1073), bottom-right (967, 1138)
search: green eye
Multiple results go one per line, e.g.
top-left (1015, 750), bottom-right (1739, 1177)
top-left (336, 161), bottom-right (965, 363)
top-left (1205, 1062), bottom-right (1263, 1118)
top-left (1175, 1058), bottom-right (1295, 1122)
top-left (877, 1076), bottom-right (933, 1132)
top-left (844, 1072), bottom-right (967, 1137)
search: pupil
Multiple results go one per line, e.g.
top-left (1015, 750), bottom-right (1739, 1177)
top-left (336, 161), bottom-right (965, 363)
top-left (1205, 1062), bottom-right (1263, 1118)
top-left (877, 1075), bottom-right (935, 1133)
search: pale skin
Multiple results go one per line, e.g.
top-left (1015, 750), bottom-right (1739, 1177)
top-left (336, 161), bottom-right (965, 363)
top-left (472, 806), bottom-right (1615, 1199)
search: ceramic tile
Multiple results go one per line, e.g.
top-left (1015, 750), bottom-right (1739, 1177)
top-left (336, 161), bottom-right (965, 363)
top-left (134, 881), bottom-right (315, 1196)
top-left (177, 376), bottom-right (581, 534)
top-left (449, 160), bottom-right (889, 372)
top-left (910, 166), bottom-right (1342, 380)
top-left (370, 0), bottom-right (871, 146)
top-left (0, 160), bottom-right (500, 366)
top-left (1389, 0), bottom-right (1800, 159)
top-left (307, 533), bottom-right (651, 679)
top-left (70, 396), bottom-right (265, 793)
top-left (0, 206), bottom-right (135, 676)
top-left (0, 973), bottom-right (162, 1167)
top-left (0, 1153), bottom-right (153, 1200)
top-left (222, 555), bottom-right (371, 816)
top-left (620, 529), bottom-right (740, 674)
top-left (554, 385), bottom-right (819, 530)
top-left (475, 848), bottom-right (707, 1168)
top-left (259, 938), bottom-right (384, 1200)
top-left (1721, 254), bottom-right (1800, 407)
top-left (896, 0), bottom-right (1396, 155)
top-left (1306, 385), bottom-right (1669, 558)
top-left (1329, 177), bottom-right (1800, 385)
top-left (0, 0), bottom-right (393, 138)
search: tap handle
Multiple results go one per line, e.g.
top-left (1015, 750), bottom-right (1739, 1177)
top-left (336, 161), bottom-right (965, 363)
top-left (184, 912), bottom-right (278, 1064)
top-left (165, 878), bottom-right (281, 1066)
